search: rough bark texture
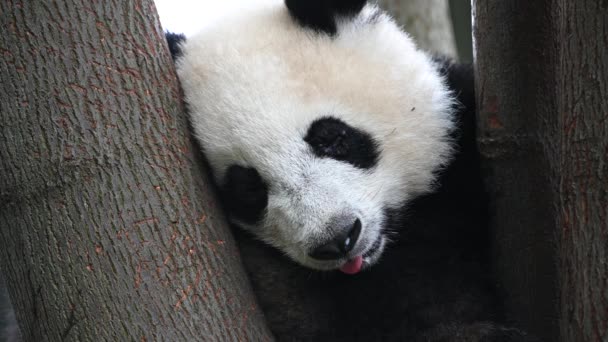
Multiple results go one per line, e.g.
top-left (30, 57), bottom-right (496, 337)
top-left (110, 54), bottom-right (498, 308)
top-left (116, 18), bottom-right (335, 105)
top-left (554, 2), bottom-right (608, 341)
top-left (0, 1), bottom-right (272, 341)
top-left (474, 1), bottom-right (607, 341)
top-left (378, 0), bottom-right (458, 58)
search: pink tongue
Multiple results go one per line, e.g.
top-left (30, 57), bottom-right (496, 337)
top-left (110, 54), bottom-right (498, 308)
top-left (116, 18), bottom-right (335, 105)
top-left (339, 256), bottom-right (363, 275)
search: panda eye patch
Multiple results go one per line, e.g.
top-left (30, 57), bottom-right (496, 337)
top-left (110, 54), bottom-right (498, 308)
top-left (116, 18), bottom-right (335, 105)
top-left (304, 116), bottom-right (379, 169)
top-left (221, 165), bottom-right (269, 224)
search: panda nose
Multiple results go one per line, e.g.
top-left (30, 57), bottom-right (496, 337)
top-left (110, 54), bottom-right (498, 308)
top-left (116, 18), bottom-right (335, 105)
top-left (309, 218), bottom-right (362, 261)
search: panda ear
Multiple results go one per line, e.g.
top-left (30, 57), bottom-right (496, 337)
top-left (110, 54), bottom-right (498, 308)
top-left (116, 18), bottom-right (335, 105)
top-left (165, 32), bottom-right (186, 61)
top-left (285, 0), bottom-right (367, 35)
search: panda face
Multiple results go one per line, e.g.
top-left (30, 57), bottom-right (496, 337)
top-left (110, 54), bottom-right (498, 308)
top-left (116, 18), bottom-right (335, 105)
top-left (219, 115), bottom-right (387, 271)
top-left (175, 0), bottom-right (455, 272)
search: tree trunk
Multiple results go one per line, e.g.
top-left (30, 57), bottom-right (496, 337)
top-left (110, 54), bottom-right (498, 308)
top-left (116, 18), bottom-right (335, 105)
top-left (474, 1), bottom-right (607, 341)
top-left (0, 1), bottom-right (272, 341)
top-left (554, 2), bottom-right (608, 341)
top-left (448, 0), bottom-right (473, 62)
top-left (378, 0), bottom-right (458, 58)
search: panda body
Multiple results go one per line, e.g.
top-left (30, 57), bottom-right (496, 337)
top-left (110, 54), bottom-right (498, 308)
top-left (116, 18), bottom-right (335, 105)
top-left (168, 1), bottom-right (528, 340)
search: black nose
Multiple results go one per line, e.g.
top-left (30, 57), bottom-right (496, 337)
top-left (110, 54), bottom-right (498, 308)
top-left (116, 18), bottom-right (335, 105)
top-left (308, 218), bottom-right (362, 260)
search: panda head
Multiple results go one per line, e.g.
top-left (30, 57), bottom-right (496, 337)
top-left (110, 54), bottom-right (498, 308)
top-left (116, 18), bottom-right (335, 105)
top-left (174, 0), bottom-right (455, 274)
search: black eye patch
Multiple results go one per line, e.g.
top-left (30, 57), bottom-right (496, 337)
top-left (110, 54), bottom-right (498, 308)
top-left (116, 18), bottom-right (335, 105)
top-left (304, 116), bottom-right (380, 169)
top-left (221, 165), bottom-right (269, 224)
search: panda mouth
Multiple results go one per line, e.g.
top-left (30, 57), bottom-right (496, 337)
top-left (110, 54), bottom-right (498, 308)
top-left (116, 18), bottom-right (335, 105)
top-left (339, 234), bottom-right (384, 275)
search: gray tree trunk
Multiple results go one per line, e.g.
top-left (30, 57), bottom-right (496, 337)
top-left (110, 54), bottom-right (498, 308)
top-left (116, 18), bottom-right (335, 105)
top-left (474, 1), bottom-right (607, 341)
top-left (378, 0), bottom-right (458, 58)
top-left (553, 2), bottom-right (608, 341)
top-left (0, 0), bottom-right (272, 340)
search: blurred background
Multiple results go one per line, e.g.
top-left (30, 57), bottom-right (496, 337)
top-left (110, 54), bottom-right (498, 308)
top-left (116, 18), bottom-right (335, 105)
top-left (154, 0), bottom-right (473, 61)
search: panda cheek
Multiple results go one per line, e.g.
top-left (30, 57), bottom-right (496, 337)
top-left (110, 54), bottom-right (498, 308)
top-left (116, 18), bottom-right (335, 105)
top-left (221, 165), bottom-right (269, 225)
top-left (222, 194), bottom-right (268, 225)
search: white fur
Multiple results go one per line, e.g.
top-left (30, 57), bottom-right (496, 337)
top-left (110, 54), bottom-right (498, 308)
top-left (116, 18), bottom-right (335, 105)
top-left (175, 2), bottom-right (455, 270)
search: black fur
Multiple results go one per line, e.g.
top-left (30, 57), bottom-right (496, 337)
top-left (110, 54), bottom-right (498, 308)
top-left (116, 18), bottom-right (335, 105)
top-left (304, 116), bottom-right (380, 169)
top-left (284, 0), bottom-right (367, 35)
top-left (165, 32), bottom-right (186, 61)
top-left (221, 165), bottom-right (269, 225)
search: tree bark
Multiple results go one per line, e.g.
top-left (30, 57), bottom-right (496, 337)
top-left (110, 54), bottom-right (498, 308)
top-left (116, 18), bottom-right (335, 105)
top-left (378, 0), bottom-right (458, 58)
top-left (0, 1), bottom-right (272, 341)
top-left (554, 2), bottom-right (608, 341)
top-left (474, 1), bottom-right (607, 341)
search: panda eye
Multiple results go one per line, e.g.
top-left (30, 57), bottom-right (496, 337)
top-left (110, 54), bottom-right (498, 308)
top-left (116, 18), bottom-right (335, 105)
top-left (221, 165), bottom-right (269, 224)
top-left (304, 116), bottom-right (380, 169)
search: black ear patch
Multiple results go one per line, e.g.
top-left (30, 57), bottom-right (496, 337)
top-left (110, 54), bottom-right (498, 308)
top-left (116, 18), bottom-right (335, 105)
top-left (221, 165), bottom-right (269, 224)
top-left (165, 32), bottom-right (186, 61)
top-left (285, 0), bottom-right (367, 35)
top-left (304, 116), bottom-right (380, 169)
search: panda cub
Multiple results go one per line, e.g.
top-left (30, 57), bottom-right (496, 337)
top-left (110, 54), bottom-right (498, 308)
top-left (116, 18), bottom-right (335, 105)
top-left (168, 0), bottom-right (529, 340)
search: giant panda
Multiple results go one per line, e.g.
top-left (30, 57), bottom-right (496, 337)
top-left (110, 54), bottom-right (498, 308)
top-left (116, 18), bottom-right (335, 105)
top-left (166, 1), bottom-right (530, 340)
